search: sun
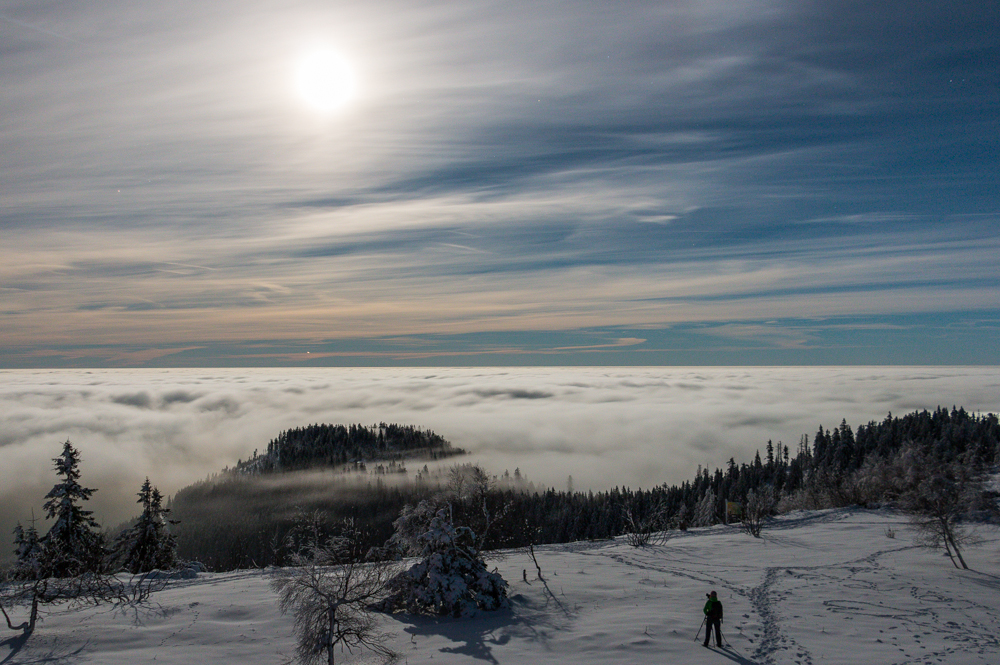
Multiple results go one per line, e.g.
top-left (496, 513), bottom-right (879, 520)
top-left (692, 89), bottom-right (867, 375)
top-left (294, 48), bottom-right (357, 112)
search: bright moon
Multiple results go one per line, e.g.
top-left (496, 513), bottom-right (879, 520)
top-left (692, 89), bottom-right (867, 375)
top-left (294, 48), bottom-right (356, 112)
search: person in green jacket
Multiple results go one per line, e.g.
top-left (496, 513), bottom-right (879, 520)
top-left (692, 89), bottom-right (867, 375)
top-left (703, 590), bottom-right (724, 647)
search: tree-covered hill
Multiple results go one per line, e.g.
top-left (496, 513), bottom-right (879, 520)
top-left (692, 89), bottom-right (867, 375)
top-left (232, 423), bottom-right (465, 475)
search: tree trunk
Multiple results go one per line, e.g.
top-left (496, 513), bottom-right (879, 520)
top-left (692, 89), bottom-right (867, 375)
top-left (942, 521), bottom-right (969, 570)
top-left (28, 596), bottom-right (38, 634)
top-left (1, 595), bottom-right (38, 635)
top-left (938, 518), bottom-right (959, 568)
top-left (328, 613), bottom-right (336, 665)
top-left (0, 604), bottom-right (15, 631)
top-left (951, 542), bottom-right (969, 569)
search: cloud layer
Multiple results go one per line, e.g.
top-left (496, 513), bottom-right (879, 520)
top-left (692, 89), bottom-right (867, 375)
top-left (2, 367), bottom-right (997, 551)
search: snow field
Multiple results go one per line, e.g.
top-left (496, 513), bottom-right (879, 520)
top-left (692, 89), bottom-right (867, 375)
top-left (4, 508), bottom-right (999, 664)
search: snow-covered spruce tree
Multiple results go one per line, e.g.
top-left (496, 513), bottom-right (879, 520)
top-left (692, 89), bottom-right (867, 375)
top-left (3, 444), bottom-right (167, 640)
top-left (271, 520), bottom-right (398, 665)
top-left (11, 522), bottom-right (44, 580)
top-left (378, 506), bottom-right (508, 617)
top-left (693, 489), bottom-right (717, 528)
top-left (40, 440), bottom-right (105, 577)
top-left (112, 478), bottom-right (179, 574)
top-left (674, 503), bottom-right (692, 530)
top-left (383, 499), bottom-right (442, 556)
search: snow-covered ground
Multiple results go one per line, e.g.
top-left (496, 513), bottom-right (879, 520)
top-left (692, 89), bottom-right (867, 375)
top-left (4, 508), bottom-right (1000, 664)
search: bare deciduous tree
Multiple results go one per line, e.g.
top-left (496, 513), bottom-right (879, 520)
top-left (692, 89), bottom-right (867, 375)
top-left (2, 569), bottom-right (164, 639)
top-left (862, 445), bottom-right (995, 570)
top-left (444, 464), bottom-right (510, 554)
top-left (899, 458), bottom-right (983, 569)
top-left (742, 486), bottom-right (776, 538)
top-left (271, 523), bottom-right (398, 665)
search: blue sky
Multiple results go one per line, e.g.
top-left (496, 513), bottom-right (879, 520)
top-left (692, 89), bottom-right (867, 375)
top-left (1, 0), bottom-right (998, 366)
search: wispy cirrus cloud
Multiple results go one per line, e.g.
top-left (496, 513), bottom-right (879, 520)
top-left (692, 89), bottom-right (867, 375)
top-left (1, 0), bottom-right (997, 365)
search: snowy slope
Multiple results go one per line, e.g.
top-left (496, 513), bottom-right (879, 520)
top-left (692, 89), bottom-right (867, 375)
top-left (4, 508), bottom-right (999, 664)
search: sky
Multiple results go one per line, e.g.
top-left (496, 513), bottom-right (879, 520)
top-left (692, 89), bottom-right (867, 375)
top-left (1, 0), bottom-right (999, 367)
top-left (1, 366), bottom-right (997, 549)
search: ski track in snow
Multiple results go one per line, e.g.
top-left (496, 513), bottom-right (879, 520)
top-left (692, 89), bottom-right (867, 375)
top-left (583, 513), bottom-right (1000, 665)
top-left (749, 568), bottom-right (783, 664)
top-left (764, 543), bottom-right (1000, 665)
top-left (595, 540), bottom-right (812, 664)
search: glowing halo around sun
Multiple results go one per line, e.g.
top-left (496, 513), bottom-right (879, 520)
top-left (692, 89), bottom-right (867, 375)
top-left (294, 48), bottom-right (357, 112)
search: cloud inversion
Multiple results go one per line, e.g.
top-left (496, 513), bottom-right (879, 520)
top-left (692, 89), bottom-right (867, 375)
top-left (1, 366), bottom-right (996, 555)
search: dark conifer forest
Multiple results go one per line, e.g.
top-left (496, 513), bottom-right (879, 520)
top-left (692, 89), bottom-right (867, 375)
top-left (168, 408), bottom-right (1000, 570)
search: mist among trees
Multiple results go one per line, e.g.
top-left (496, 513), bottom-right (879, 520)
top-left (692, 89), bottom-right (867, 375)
top-left (154, 408), bottom-right (1000, 571)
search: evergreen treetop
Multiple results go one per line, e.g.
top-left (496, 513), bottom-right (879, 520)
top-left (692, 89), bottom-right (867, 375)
top-left (39, 440), bottom-right (104, 577)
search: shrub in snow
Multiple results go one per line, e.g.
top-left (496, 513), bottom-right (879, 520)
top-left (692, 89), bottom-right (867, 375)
top-left (742, 485), bottom-right (776, 538)
top-left (379, 507), bottom-right (508, 617)
top-left (144, 561), bottom-right (205, 581)
top-left (1, 564), bottom-right (166, 639)
top-left (623, 503), bottom-right (668, 547)
top-left (11, 522), bottom-right (44, 581)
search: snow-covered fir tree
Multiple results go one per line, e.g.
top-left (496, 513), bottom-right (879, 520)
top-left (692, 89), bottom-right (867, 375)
top-left (692, 489), bottom-right (717, 527)
top-left (112, 478), bottom-right (178, 574)
top-left (379, 506), bottom-right (508, 617)
top-left (40, 440), bottom-right (105, 577)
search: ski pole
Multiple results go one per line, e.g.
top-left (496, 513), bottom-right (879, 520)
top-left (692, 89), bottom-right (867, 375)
top-left (694, 616), bottom-right (706, 642)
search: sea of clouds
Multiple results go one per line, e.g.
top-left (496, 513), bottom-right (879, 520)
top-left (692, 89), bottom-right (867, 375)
top-left (1, 367), bottom-right (997, 552)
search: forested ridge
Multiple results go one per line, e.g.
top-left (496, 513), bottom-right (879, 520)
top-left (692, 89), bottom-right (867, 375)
top-left (168, 407), bottom-right (999, 570)
top-left (664, 405), bottom-right (1000, 523)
